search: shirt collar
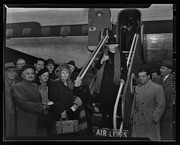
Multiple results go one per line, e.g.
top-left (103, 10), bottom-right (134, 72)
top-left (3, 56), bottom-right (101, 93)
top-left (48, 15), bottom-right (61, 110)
top-left (163, 74), bottom-right (170, 82)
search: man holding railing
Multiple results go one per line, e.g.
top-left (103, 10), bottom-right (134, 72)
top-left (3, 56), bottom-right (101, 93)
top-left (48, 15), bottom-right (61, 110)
top-left (93, 36), bottom-right (125, 128)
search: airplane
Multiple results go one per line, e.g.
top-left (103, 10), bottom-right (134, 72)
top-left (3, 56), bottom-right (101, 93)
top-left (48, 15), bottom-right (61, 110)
top-left (4, 4), bottom-right (175, 140)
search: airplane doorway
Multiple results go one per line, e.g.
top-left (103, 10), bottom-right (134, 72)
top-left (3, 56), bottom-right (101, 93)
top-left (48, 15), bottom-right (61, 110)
top-left (117, 9), bottom-right (141, 54)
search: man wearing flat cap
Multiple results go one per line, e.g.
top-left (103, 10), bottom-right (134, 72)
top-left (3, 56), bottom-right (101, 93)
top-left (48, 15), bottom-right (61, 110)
top-left (4, 62), bottom-right (18, 137)
top-left (159, 59), bottom-right (175, 140)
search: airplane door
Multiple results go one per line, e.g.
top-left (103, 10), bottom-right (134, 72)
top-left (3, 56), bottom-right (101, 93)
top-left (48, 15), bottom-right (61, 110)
top-left (88, 8), bottom-right (111, 51)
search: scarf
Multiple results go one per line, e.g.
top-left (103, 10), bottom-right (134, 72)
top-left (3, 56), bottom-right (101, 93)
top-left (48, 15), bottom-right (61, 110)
top-left (93, 46), bottom-right (121, 94)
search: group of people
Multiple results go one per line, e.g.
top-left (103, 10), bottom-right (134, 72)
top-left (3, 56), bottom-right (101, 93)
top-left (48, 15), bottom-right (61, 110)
top-left (4, 34), bottom-right (175, 141)
top-left (130, 60), bottom-right (175, 141)
top-left (4, 57), bottom-right (91, 138)
top-left (91, 35), bottom-right (175, 141)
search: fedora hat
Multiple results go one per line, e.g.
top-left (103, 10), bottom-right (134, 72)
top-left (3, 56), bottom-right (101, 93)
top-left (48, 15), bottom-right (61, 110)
top-left (18, 64), bottom-right (36, 78)
top-left (106, 36), bottom-right (118, 45)
top-left (159, 59), bottom-right (173, 69)
top-left (5, 62), bottom-right (18, 70)
top-left (67, 61), bottom-right (76, 67)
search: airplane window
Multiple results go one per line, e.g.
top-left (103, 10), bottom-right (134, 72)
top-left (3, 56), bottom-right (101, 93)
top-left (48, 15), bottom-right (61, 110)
top-left (22, 28), bottom-right (31, 37)
top-left (60, 26), bottom-right (70, 36)
top-left (41, 27), bottom-right (50, 36)
top-left (82, 25), bottom-right (88, 35)
top-left (6, 29), bottom-right (13, 38)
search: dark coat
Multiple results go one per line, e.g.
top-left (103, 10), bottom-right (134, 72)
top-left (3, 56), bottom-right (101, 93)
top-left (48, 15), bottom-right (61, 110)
top-left (160, 73), bottom-right (173, 140)
top-left (95, 51), bottom-right (119, 105)
top-left (12, 79), bottom-right (47, 137)
top-left (48, 79), bottom-right (75, 117)
top-left (131, 80), bottom-right (165, 141)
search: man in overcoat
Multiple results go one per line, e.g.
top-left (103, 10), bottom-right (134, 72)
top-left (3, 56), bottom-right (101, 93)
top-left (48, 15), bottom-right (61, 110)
top-left (159, 59), bottom-right (174, 140)
top-left (130, 67), bottom-right (165, 141)
top-left (93, 36), bottom-right (126, 128)
top-left (4, 62), bottom-right (18, 138)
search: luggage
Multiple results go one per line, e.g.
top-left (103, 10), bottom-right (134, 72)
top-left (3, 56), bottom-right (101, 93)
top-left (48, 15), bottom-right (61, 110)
top-left (52, 118), bottom-right (79, 134)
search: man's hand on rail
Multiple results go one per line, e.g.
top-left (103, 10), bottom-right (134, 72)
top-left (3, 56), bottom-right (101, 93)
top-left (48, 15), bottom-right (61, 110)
top-left (120, 79), bottom-right (125, 84)
top-left (100, 55), bottom-right (109, 64)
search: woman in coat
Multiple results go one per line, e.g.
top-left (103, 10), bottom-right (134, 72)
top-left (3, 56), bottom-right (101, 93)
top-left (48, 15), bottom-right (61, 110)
top-left (12, 65), bottom-right (48, 137)
top-left (48, 63), bottom-right (87, 132)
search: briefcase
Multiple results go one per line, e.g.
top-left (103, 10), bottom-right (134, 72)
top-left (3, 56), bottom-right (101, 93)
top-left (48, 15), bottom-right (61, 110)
top-left (53, 119), bottom-right (79, 134)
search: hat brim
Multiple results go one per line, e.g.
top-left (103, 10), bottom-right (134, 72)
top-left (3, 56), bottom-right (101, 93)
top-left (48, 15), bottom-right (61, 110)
top-left (5, 67), bottom-right (18, 70)
top-left (18, 65), bottom-right (36, 78)
top-left (105, 43), bottom-right (119, 45)
top-left (158, 62), bottom-right (172, 69)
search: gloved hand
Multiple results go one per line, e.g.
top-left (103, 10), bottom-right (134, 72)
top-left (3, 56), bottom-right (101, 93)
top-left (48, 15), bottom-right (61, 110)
top-left (73, 97), bottom-right (82, 107)
top-left (74, 76), bottom-right (82, 87)
top-left (66, 108), bottom-right (79, 120)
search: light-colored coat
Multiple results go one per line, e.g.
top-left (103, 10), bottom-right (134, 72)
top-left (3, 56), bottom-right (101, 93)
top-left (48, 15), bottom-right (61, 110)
top-left (12, 79), bottom-right (47, 137)
top-left (131, 80), bottom-right (165, 141)
top-left (5, 78), bottom-right (16, 138)
top-left (160, 73), bottom-right (173, 140)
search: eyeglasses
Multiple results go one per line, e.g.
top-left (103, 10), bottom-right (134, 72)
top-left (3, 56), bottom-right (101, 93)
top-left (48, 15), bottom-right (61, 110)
top-left (6, 69), bottom-right (16, 73)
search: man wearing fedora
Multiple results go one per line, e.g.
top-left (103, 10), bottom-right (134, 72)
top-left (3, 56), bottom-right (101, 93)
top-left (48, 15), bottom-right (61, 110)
top-left (159, 59), bottom-right (175, 140)
top-left (93, 36), bottom-right (127, 128)
top-left (4, 62), bottom-right (18, 138)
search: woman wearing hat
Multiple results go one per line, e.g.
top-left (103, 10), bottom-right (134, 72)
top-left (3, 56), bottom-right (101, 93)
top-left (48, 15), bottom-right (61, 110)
top-left (93, 36), bottom-right (127, 128)
top-left (12, 65), bottom-right (48, 137)
top-left (35, 67), bottom-right (54, 135)
top-left (48, 63), bottom-right (87, 132)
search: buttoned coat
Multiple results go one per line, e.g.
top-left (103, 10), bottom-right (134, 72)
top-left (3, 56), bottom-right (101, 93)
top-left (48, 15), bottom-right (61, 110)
top-left (160, 73), bottom-right (173, 140)
top-left (12, 80), bottom-right (47, 137)
top-left (130, 80), bottom-right (165, 141)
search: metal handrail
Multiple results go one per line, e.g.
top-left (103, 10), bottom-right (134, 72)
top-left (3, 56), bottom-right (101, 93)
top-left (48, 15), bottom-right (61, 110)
top-left (113, 81), bottom-right (124, 136)
top-left (78, 34), bottom-right (109, 79)
top-left (126, 33), bottom-right (137, 67)
top-left (113, 34), bottom-right (139, 137)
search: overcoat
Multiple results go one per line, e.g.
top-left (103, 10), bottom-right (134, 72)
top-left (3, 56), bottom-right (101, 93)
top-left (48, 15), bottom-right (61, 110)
top-left (160, 73), bottom-right (173, 140)
top-left (48, 79), bottom-right (75, 117)
top-left (95, 51), bottom-right (119, 105)
top-left (5, 78), bottom-right (16, 137)
top-left (130, 80), bottom-right (165, 141)
top-left (12, 79), bottom-right (47, 137)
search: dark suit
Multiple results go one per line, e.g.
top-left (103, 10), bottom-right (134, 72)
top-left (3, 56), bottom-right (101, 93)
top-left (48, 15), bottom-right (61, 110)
top-left (160, 73), bottom-right (173, 140)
